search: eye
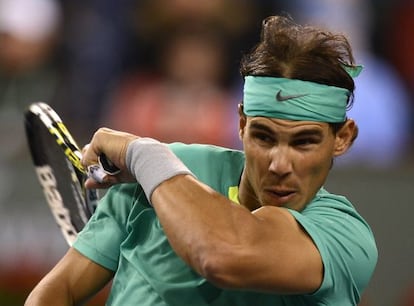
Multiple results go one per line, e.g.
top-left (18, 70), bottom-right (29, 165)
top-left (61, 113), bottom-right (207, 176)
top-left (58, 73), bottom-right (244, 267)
top-left (251, 131), bottom-right (275, 145)
top-left (292, 137), bottom-right (320, 148)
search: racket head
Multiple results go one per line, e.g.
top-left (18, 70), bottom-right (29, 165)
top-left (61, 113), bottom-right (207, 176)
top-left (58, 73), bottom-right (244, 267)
top-left (24, 102), bottom-right (98, 245)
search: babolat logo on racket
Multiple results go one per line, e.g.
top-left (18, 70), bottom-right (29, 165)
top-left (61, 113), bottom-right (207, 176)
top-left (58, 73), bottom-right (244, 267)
top-left (35, 165), bottom-right (77, 245)
top-left (25, 102), bottom-right (102, 245)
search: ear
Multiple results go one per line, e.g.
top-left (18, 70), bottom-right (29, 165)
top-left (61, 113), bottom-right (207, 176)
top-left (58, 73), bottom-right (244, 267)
top-left (333, 119), bottom-right (358, 157)
top-left (238, 104), bottom-right (247, 140)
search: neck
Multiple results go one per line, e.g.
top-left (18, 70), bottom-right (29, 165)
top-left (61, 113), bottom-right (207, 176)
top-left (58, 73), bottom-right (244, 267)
top-left (238, 169), bottom-right (261, 211)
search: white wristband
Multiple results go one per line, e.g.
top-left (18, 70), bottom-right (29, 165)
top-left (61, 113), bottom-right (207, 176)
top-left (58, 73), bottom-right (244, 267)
top-left (126, 138), bottom-right (194, 201)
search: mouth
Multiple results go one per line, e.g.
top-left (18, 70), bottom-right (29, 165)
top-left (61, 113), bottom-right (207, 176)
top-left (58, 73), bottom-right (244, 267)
top-left (265, 188), bottom-right (297, 205)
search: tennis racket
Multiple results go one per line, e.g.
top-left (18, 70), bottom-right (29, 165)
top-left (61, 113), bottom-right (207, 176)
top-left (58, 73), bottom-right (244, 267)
top-left (24, 102), bottom-right (103, 246)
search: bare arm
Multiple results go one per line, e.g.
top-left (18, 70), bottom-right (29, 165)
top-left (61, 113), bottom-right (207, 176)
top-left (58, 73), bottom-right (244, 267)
top-left (25, 248), bottom-right (114, 306)
top-left (151, 175), bottom-right (323, 294)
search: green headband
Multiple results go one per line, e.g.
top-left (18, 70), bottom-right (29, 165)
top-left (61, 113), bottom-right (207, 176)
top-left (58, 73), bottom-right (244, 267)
top-left (243, 74), bottom-right (356, 123)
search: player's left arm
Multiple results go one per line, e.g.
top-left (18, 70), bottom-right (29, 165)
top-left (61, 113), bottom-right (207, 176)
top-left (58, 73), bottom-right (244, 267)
top-left (151, 175), bottom-right (323, 294)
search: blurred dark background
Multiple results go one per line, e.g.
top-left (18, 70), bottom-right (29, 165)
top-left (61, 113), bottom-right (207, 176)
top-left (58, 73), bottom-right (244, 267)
top-left (0, 0), bottom-right (413, 305)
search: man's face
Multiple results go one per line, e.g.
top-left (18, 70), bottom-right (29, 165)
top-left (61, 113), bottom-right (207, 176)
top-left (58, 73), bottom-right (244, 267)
top-left (239, 115), bottom-right (346, 211)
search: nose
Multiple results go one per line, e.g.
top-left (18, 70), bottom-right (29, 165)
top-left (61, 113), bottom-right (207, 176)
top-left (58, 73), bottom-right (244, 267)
top-left (268, 146), bottom-right (293, 177)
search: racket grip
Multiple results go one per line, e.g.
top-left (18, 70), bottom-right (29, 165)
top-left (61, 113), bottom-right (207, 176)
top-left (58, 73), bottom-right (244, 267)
top-left (98, 154), bottom-right (120, 175)
top-left (87, 154), bottom-right (120, 183)
top-left (87, 164), bottom-right (107, 183)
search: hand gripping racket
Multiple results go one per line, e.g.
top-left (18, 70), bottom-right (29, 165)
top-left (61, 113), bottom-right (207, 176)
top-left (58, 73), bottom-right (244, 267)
top-left (24, 102), bottom-right (104, 245)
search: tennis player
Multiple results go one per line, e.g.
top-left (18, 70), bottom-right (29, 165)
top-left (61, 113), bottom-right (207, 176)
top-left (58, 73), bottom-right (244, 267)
top-left (25, 15), bottom-right (377, 305)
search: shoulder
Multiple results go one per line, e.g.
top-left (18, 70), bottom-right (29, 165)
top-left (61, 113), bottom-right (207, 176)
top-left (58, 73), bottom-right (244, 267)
top-left (296, 188), bottom-right (376, 248)
top-left (168, 143), bottom-right (244, 174)
top-left (169, 142), bottom-right (244, 160)
top-left (168, 143), bottom-right (245, 194)
top-left (289, 188), bottom-right (378, 300)
top-left (302, 188), bottom-right (370, 227)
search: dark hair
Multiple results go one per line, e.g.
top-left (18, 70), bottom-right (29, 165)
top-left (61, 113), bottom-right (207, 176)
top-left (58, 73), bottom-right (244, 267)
top-left (240, 15), bottom-right (358, 138)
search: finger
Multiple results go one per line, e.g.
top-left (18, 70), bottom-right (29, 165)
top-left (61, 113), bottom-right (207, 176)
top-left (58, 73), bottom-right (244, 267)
top-left (82, 128), bottom-right (114, 168)
top-left (81, 140), bottom-right (100, 168)
top-left (81, 143), bottom-right (90, 156)
top-left (84, 176), bottom-right (117, 190)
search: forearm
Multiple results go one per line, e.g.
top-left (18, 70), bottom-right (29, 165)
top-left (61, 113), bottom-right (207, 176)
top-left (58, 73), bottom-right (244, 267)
top-left (25, 281), bottom-right (73, 306)
top-left (150, 175), bottom-right (262, 284)
top-left (25, 248), bottom-right (113, 306)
